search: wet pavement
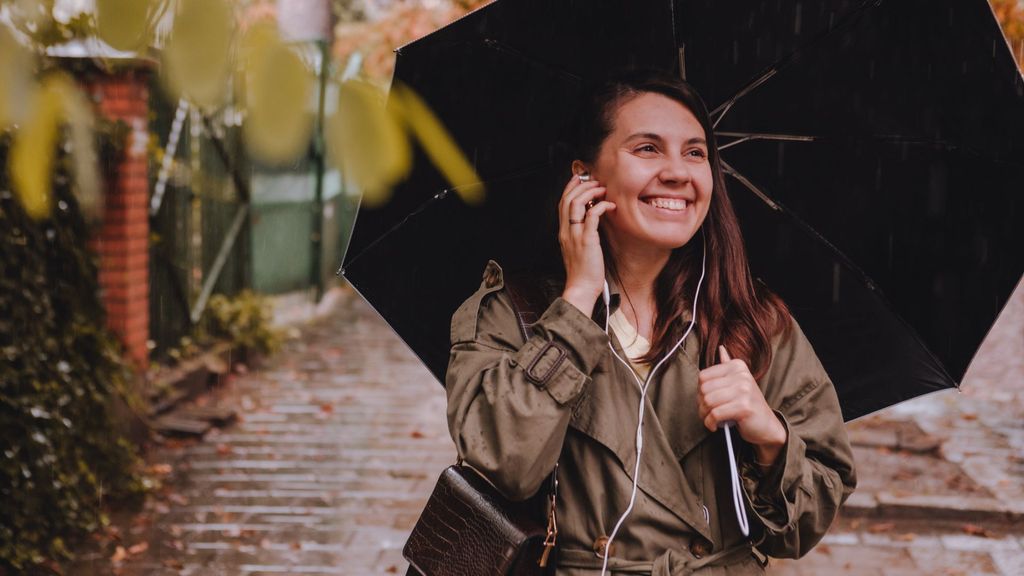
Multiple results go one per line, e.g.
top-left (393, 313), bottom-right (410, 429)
top-left (73, 281), bottom-right (1024, 575)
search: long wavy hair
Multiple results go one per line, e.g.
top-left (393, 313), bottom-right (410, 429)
top-left (575, 68), bottom-right (791, 378)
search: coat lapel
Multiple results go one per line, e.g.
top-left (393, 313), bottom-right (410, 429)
top-left (569, 293), bottom-right (714, 540)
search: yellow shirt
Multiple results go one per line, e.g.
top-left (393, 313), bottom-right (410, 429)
top-left (608, 308), bottom-right (652, 380)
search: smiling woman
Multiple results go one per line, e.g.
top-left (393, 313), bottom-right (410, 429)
top-left (442, 68), bottom-right (856, 575)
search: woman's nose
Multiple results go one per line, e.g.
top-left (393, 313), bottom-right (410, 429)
top-left (657, 155), bottom-right (693, 185)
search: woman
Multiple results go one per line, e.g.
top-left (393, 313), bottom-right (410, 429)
top-left (444, 69), bottom-right (856, 575)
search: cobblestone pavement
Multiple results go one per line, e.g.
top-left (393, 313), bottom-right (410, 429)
top-left (82, 281), bottom-right (1023, 575)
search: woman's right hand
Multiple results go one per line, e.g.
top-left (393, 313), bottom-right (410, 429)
top-left (558, 173), bottom-right (616, 316)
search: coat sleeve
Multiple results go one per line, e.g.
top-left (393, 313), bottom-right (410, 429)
top-left (445, 261), bottom-right (610, 501)
top-left (739, 318), bottom-right (857, 559)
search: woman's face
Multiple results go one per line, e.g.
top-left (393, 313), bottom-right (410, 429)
top-left (584, 92), bottom-right (714, 256)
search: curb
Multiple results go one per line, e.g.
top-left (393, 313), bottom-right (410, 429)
top-left (841, 491), bottom-right (1023, 526)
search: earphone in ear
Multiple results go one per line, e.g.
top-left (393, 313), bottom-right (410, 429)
top-left (579, 171), bottom-right (591, 182)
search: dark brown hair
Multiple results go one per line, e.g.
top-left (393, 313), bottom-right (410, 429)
top-left (576, 68), bottom-right (791, 378)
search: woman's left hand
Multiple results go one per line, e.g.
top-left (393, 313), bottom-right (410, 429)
top-left (697, 345), bottom-right (788, 466)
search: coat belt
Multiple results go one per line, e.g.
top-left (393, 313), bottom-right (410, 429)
top-left (557, 541), bottom-right (763, 575)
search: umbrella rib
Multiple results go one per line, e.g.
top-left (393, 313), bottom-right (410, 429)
top-left (720, 159), bottom-right (780, 211)
top-left (722, 162), bottom-right (959, 392)
top-left (715, 131), bottom-right (1017, 168)
top-left (709, 0), bottom-right (881, 127)
top-left (340, 161), bottom-right (553, 275)
top-left (717, 131), bottom-right (818, 150)
top-left (340, 188), bottom-right (454, 276)
top-left (480, 38), bottom-right (583, 82)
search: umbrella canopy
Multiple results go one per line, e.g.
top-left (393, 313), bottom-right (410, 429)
top-left (340, 0), bottom-right (1024, 421)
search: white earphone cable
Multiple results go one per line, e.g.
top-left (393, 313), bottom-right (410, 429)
top-left (599, 237), bottom-right (707, 576)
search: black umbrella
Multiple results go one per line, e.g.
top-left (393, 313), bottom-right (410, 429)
top-left (339, 0), bottom-right (1024, 421)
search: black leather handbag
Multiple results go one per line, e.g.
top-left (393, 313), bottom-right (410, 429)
top-left (403, 274), bottom-right (561, 576)
top-left (403, 463), bottom-right (558, 576)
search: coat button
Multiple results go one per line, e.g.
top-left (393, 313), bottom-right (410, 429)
top-left (689, 537), bottom-right (712, 559)
top-left (593, 535), bottom-right (616, 558)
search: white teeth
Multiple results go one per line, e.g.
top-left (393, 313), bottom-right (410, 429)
top-left (646, 198), bottom-right (688, 210)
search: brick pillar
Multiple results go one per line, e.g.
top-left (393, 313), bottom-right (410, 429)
top-left (81, 70), bottom-right (151, 368)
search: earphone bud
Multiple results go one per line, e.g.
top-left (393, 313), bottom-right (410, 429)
top-left (579, 171), bottom-right (591, 182)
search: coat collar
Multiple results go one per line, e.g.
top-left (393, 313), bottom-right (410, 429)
top-left (594, 273), bottom-right (695, 338)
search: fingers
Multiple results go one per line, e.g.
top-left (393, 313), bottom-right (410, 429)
top-left (583, 200), bottom-right (615, 234)
top-left (701, 398), bottom-right (756, 432)
top-left (718, 345), bottom-right (731, 363)
top-left (559, 179), bottom-right (604, 228)
top-left (697, 358), bottom-right (747, 381)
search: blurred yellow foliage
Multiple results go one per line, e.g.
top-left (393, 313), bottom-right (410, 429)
top-left (326, 80), bottom-right (410, 207)
top-left (95, 0), bottom-right (162, 53)
top-left (9, 75), bottom-right (84, 221)
top-left (325, 80), bottom-right (483, 207)
top-left (161, 0), bottom-right (233, 108)
top-left (240, 24), bottom-right (313, 165)
top-left (390, 83), bottom-right (483, 205)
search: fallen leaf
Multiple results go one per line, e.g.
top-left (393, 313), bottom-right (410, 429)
top-left (962, 523), bottom-right (991, 537)
top-left (111, 546), bottom-right (128, 562)
top-left (868, 522), bottom-right (896, 534)
top-left (895, 533), bottom-right (916, 542)
top-left (410, 430), bottom-right (425, 439)
top-left (148, 463), bottom-right (173, 476)
top-left (163, 559), bottom-right (184, 569)
top-left (127, 542), bottom-right (149, 555)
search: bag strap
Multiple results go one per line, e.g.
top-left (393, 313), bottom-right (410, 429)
top-left (503, 272), bottom-right (561, 570)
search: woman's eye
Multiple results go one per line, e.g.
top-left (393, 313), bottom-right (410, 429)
top-left (689, 149), bottom-right (707, 158)
top-left (636, 144), bottom-right (657, 153)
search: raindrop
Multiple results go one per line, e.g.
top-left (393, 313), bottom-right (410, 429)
top-left (57, 360), bottom-right (71, 373)
top-left (30, 407), bottom-right (50, 419)
top-left (57, 200), bottom-right (68, 211)
top-left (45, 229), bottom-right (55, 240)
top-left (31, 432), bottom-right (46, 444)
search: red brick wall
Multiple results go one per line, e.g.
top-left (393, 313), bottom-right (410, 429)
top-left (82, 71), bottom-right (151, 367)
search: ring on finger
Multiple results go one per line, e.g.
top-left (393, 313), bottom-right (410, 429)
top-left (569, 218), bottom-right (584, 225)
top-left (584, 200), bottom-right (596, 211)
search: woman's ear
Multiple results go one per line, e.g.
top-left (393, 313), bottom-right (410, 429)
top-left (571, 160), bottom-right (591, 178)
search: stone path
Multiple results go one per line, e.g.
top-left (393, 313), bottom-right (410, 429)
top-left (77, 291), bottom-right (454, 575)
top-left (78, 280), bottom-right (1024, 575)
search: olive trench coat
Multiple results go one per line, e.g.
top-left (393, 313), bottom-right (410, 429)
top-left (445, 261), bottom-right (856, 575)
